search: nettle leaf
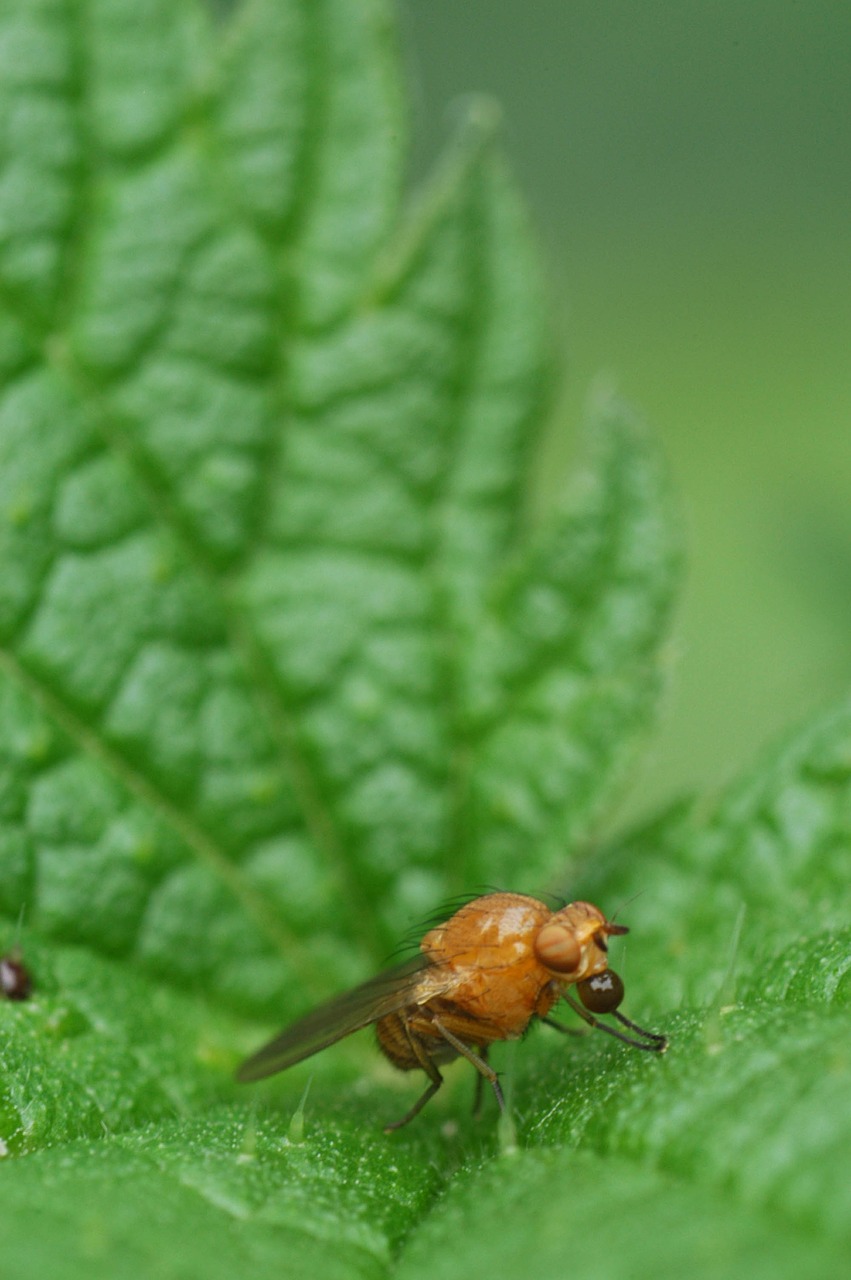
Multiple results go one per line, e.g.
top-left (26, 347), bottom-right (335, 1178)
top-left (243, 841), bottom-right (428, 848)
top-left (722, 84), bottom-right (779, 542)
top-left (0, 1110), bottom-right (446, 1280)
top-left (395, 1147), bottom-right (851, 1280)
top-left (1, 2), bottom-right (848, 1278)
top-left (0, 0), bottom-right (676, 1010)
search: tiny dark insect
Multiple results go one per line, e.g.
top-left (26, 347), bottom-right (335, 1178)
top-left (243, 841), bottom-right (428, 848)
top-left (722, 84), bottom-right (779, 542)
top-left (237, 892), bottom-right (667, 1130)
top-left (0, 952), bottom-right (33, 1001)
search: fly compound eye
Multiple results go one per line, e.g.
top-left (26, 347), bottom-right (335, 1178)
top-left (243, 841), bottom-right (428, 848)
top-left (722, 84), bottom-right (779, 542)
top-left (534, 923), bottom-right (582, 974)
top-left (577, 969), bottom-right (625, 1013)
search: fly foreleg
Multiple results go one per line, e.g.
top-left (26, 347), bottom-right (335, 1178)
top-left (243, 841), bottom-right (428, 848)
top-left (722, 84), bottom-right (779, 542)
top-left (557, 994), bottom-right (668, 1052)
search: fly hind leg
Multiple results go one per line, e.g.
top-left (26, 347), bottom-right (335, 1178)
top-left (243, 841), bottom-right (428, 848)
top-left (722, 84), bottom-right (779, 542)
top-left (384, 1018), bottom-right (505, 1131)
top-left (383, 1034), bottom-right (444, 1132)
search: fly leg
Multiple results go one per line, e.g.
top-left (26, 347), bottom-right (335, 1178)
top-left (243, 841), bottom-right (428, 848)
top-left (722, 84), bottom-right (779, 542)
top-left (383, 1030), bottom-right (444, 1132)
top-left (471, 1045), bottom-right (490, 1117)
top-left (557, 995), bottom-right (668, 1052)
top-left (431, 1017), bottom-right (505, 1116)
top-left (541, 1016), bottom-right (587, 1038)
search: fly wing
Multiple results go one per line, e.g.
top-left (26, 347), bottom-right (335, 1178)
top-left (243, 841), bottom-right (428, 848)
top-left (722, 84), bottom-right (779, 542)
top-left (236, 954), bottom-right (431, 1082)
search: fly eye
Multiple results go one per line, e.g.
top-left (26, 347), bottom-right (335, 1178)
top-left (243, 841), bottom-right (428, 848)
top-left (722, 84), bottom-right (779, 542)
top-left (534, 923), bottom-right (582, 974)
top-left (577, 969), bottom-right (625, 1013)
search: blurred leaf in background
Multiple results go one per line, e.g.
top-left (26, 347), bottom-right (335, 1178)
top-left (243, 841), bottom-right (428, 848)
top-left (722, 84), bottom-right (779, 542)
top-left (0, 1), bottom-right (849, 1278)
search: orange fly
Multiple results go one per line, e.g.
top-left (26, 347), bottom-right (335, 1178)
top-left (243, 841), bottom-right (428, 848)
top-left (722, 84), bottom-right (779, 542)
top-left (237, 892), bottom-right (667, 1130)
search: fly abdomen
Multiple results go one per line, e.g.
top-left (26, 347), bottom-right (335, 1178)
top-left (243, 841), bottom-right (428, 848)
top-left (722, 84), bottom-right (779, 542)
top-left (375, 1011), bottom-right (422, 1071)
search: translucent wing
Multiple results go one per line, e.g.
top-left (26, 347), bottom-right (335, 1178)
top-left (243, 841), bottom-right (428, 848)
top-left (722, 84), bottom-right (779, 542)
top-left (236, 954), bottom-right (431, 1082)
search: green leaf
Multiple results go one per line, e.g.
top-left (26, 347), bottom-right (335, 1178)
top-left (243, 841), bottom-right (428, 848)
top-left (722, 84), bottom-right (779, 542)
top-left (0, 0), bottom-right (677, 1003)
top-left (459, 389), bottom-right (679, 885)
top-left (395, 1147), bottom-right (851, 1280)
top-left (2, 2), bottom-right (848, 1279)
top-left (576, 695), bottom-right (851, 1010)
top-left (0, 1111), bottom-right (445, 1279)
top-left (0, 936), bottom-right (240, 1153)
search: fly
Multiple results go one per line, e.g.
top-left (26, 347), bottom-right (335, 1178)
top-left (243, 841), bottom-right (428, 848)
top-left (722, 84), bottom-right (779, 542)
top-left (237, 892), bottom-right (667, 1130)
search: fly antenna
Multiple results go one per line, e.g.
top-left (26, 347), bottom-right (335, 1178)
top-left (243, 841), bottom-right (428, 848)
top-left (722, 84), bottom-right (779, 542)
top-left (607, 889), bottom-right (645, 927)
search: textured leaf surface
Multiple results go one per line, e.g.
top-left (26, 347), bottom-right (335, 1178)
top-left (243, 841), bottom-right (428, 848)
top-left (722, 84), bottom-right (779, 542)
top-left (2, 2), bottom-right (848, 1279)
top-left (0, 1111), bottom-right (445, 1280)
top-left (0, 0), bottom-right (676, 1012)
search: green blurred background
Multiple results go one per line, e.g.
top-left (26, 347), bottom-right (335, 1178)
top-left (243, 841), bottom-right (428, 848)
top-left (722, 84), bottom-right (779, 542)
top-left (399, 0), bottom-right (851, 820)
